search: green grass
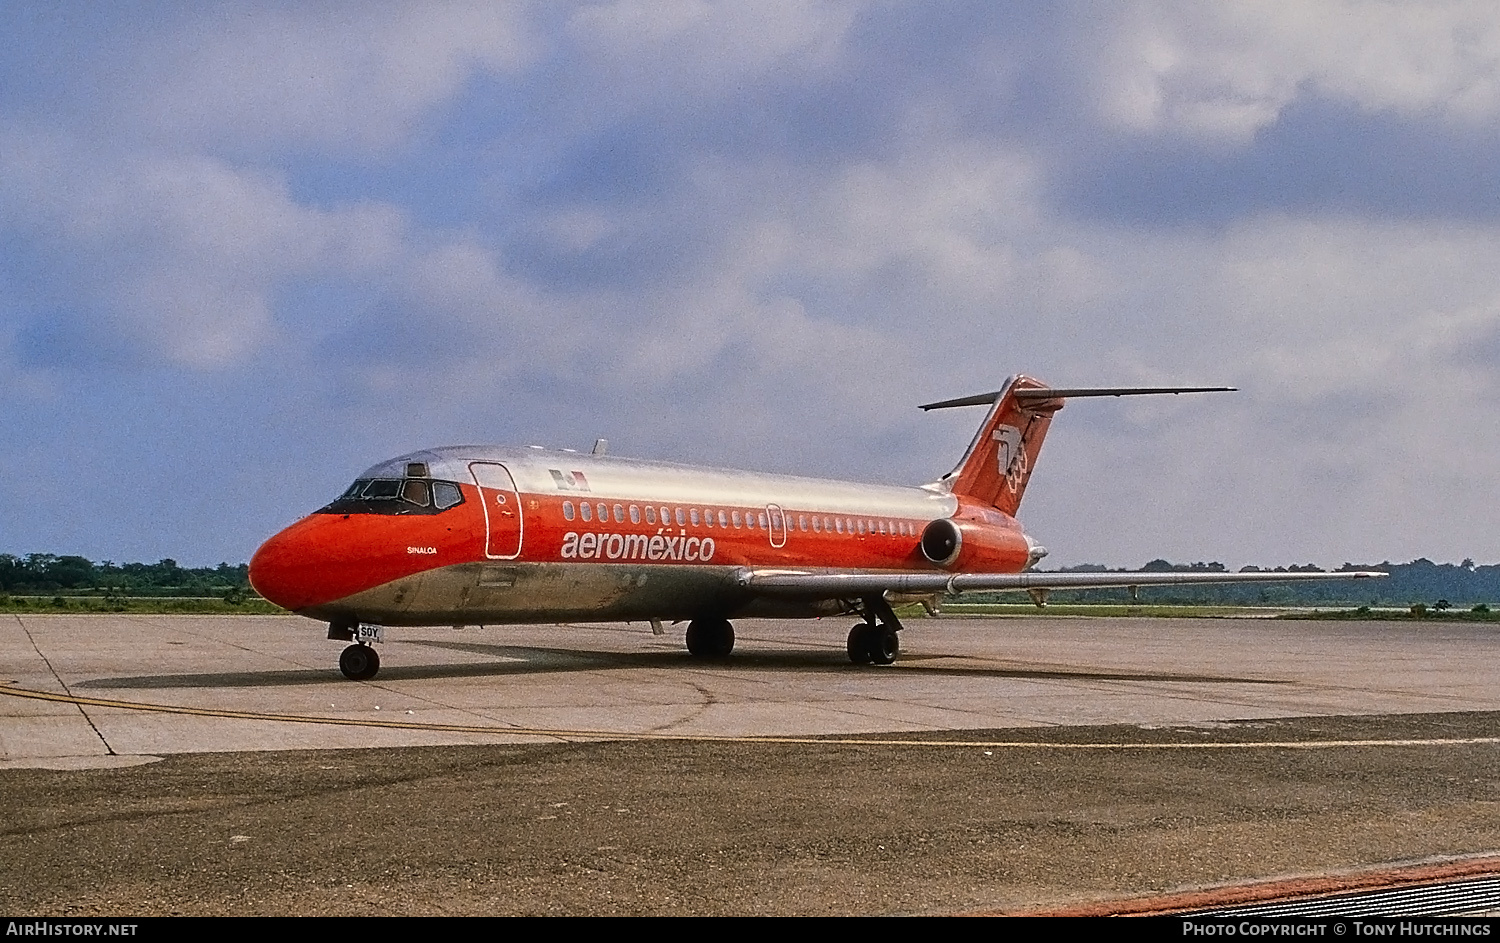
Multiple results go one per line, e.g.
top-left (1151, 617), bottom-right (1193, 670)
top-left (913, 602), bottom-right (1500, 621)
top-left (1283, 606), bottom-right (1500, 622)
top-left (0, 594), bottom-right (287, 615)
top-left (911, 603), bottom-right (1283, 618)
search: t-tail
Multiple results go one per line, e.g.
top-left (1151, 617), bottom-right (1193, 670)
top-left (922, 376), bottom-right (1235, 516)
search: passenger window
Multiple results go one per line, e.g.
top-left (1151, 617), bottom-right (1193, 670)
top-left (718, 510), bottom-right (729, 527)
top-left (597, 503), bottom-right (607, 521)
top-left (691, 508), bottom-right (701, 526)
top-left (759, 512), bottom-right (768, 529)
top-left (613, 504), bottom-right (624, 523)
top-left (663, 507), bottom-right (672, 525)
top-left (812, 517), bottom-right (821, 533)
top-left (835, 518), bottom-right (844, 534)
top-left (630, 505), bottom-right (641, 524)
top-left (645, 507), bottom-right (656, 524)
top-left (732, 511), bottom-right (742, 528)
top-left (564, 501), bottom-right (575, 521)
top-left (581, 503), bottom-right (592, 522)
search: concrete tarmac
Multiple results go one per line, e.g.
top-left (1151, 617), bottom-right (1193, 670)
top-left (3, 612), bottom-right (1499, 914)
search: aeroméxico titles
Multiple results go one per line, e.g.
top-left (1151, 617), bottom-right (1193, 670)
top-left (248, 376), bottom-right (1385, 680)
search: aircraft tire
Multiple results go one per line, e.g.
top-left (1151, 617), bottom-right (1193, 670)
top-left (869, 625), bottom-right (900, 665)
top-left (847, 625), bottom-right (874, 664)
top-left (686, 618), bottom-right (734, 658)
top-left (339, 643), bottom-right (380, 681)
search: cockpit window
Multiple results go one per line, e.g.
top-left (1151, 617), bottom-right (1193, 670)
top-left (363, 479), bottom-right (402, 500)
top-left (401, 479), bottom-right (431, 506)
top-left (433, 481), bottom-right (462, 510)
top-left (317, 478), bottom-right (466, 516)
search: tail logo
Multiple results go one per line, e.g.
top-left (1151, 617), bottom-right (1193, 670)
top-left (992, 425), bottom-right (1026, 494)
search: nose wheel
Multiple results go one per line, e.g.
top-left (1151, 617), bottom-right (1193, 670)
top-left (339, 643), bottom-right (380, 681)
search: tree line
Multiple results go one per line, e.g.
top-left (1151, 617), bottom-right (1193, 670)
top-left (0, 554), bottom-right (251, 596)
top-left (1012, 558), bottom-right (1500, 607)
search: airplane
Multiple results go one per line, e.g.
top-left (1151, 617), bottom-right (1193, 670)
top-left (248, 375), bottom-right (1386, 680)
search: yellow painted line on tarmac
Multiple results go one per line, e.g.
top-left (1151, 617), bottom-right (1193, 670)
top-left (3, 684), bottom-right (1500, 749)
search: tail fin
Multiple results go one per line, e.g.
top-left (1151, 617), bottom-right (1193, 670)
top-left (922, 377), bottom-right (1233, 516)
top-left (924, 375), bottom-right (1059, 515)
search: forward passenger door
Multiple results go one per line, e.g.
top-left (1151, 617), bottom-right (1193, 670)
top-left (470, 462), bottom-right (523, 559)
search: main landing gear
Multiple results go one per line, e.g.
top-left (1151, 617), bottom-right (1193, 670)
top-left (847, 622), bottom-right (899, 665)
top-left (685, 617), bottom-right (735, 658)
top-left (339, 643), bottom-right (380, 681)
top-left (683, 596), bottom-right (906, 665)
top-left (846, 594), bottom-right (905, 666)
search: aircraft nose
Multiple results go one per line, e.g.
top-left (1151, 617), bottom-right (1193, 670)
top-left (249, 519), bottom-right (333, 612)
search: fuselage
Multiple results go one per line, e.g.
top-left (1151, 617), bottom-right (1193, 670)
top-left (248, 445), bottom-right (1036, 627)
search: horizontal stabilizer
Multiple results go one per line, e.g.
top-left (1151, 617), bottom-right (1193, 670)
top-left (920, 386), bottom-right (1234, 411)
top-left (741, 568), bottom-right (1386, 597)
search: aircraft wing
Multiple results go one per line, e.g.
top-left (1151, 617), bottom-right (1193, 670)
top-left (739, 568), bottom-right (1387, 597)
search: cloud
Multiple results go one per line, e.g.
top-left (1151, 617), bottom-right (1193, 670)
top-left (118, 2), bottom-right (535, 154)
top-left (0, 127), bottom-right (417, 369)
top-left (1086, 1), bottom-right (1500, 144)
top-left (565, 0), bottom-right (856, 105)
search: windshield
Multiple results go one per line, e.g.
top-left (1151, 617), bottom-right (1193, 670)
top-left (317, 478), bottom-right (465, 516)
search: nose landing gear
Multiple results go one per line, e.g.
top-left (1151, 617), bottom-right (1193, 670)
top-left (329, 620), bottom-right (383, 680)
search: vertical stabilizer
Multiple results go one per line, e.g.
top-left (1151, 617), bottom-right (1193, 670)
top-left (923, 375), bottom-right (1061, 516)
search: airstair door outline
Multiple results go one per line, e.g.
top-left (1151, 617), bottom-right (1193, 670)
top-left (470, 462), bottom-right (523, 559)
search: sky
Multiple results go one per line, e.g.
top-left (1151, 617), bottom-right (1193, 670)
top-left (3, 1), bottom-right (1500, 569)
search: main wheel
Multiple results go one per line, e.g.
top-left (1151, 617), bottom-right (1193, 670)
top-left (847, 624), bottom-right (874, 664)
top-left (685, 618), bottom-right (735, 658)
top-left (869, 624), bottom-right (900, 665)
top-left (339, 643), bottom-right (380, 680)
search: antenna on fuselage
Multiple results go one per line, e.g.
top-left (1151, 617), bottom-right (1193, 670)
top-left (592, 438), bottom-right (609, 456)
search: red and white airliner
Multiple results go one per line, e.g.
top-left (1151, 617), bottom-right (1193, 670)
top-left (249, 376), bottom-right (1384, 680)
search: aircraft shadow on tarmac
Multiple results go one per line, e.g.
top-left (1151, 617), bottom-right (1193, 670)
top-left (75, 639), bottom-right (1284, 690)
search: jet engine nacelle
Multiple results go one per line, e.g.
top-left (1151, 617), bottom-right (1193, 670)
top-left (920, 518), bottom-right (963, 566)
top-left (921, 516), bottom-right (1031, 571)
